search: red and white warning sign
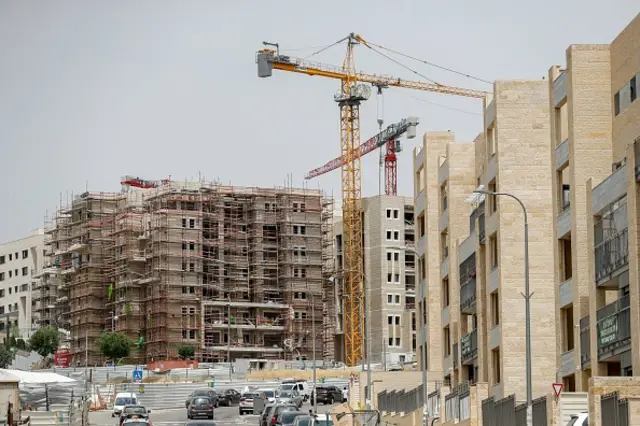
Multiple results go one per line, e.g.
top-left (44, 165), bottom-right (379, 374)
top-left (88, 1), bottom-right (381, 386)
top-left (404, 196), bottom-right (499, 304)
top-left (552, 383), bottom-right (564, 398)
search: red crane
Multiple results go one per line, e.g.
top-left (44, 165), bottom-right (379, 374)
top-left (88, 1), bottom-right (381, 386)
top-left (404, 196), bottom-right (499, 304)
top-left (305, 117), bottom-right (418, 195)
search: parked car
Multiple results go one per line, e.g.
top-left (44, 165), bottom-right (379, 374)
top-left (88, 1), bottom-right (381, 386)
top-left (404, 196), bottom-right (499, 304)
top-left (281, 380), bottom-right (310, 401)
top-left (186, 390), bottom-right (219, 409)
top-left (262, 404), bottom-right (299, 426)
top-left (566, 412), bottom-right (588, 426)
top-left (239, 391), bottom-right (260, 415)
top-left (219, 388), bottom-right (242, 406)
top-left (112, 392), bottom-right (138, 417)
top-left (277, 390), bottom-right (303, 408)
top-left (258, 389), bottom-right (278, 404)
top-left (310, 386), bottom-right (342, 405)
top-left (261, 403), bottom-right (276, 426)
top-left (311, 413), bottom-right (334, 426)
top-left (187, 396), bottom-right (215, 420)
top-left (292, 415), bottom-right (312, 426)
top-left (118, 405), bottom-right (151, 425)
top-left (121, 419), bottom-right (152, 426)
top-left (276, 411), bottom-right (307, 426)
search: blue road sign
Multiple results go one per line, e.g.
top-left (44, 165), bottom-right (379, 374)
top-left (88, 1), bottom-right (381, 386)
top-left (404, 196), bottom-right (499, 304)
top-left (132, 370), bottom-right (143, 382)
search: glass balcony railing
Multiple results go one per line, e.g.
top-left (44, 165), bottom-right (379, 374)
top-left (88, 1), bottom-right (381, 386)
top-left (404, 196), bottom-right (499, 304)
top-left (595, 229), bottom-right (629, 282)
top-left (453, 342), bottom-right (458, 368)
top-left (596, 295), bottom-right (630, 357)
top-left (460, 278), bottom-right (476, 313)
top-left (461, 330), bottom-right (478, 363)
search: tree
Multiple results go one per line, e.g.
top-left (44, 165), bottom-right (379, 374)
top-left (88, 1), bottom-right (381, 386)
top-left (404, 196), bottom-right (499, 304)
top-left (0, 345), bottom-right (13, 368)
top-left (29, 326), bottom-right (60, 357)
top-left (178, 345), bottom-right (195, 360)
top-left (15, 339), bottom-right (27, 351)
top-left (97, 332), bottom-right (134, 360)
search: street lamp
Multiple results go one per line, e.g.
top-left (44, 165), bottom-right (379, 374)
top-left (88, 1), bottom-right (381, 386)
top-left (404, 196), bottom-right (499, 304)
top-left (469, 185), bottom-right (532, 426)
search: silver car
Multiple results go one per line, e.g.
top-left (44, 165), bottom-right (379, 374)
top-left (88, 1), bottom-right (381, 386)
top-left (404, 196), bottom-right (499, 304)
top-left (277, 390), bottom-right (303, 408)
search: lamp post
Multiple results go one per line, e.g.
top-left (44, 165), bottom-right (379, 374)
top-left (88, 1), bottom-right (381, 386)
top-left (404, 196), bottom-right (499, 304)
top-left (471, 186), bottom-right (531, 426)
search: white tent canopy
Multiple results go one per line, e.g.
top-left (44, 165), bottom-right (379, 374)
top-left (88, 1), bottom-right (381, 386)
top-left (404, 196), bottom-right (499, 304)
top-left (0, 369), bottom-right (76, 384)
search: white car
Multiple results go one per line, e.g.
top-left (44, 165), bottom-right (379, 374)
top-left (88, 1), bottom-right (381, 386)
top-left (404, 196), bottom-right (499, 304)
top-left (566, 412), bottom-right (588, 426)
top-left (281, 380), bottom-right (310, 401)
top-left (111, 392), bottom-right (138, 418)
top-left (257, 388), bottom-right (278, 403)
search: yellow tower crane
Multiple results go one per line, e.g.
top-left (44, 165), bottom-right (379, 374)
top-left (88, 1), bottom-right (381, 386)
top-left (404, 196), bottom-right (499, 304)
top-left (256, 33), bottom-right (489, 367)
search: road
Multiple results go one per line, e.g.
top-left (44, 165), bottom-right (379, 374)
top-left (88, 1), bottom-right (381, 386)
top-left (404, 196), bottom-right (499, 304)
top-left (90, 401), bottom-right (341, 426)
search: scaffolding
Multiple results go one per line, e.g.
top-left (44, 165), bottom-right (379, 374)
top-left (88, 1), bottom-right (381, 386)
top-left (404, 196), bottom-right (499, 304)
top-left (45, 181), bottom-right (336, 363)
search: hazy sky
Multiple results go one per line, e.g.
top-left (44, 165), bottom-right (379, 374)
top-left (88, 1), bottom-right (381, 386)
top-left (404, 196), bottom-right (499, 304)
top-left (0, 1), bottom-right (637, 242)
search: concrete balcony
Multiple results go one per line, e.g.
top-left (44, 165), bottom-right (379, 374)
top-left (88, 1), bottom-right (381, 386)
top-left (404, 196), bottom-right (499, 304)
top-left (441, 257), bottom-right (449, 280)
top-left (415, 188), bottom-right (425, 214)
top-left (414, 146), bottom-right (425, 171)
top-left (485, 100), bottom-right (496, 129)
top-left (459, 233), bottom-right (476, 264)
top-left (553, 71), bottom-right (567, 106)
top-left (559, 349), bottom-right (576, 378)
top-left (442, 305), bottom-right (450, 326)
top-left (559, 277), bottom-right (573, 308)
top-left (597, 295), bottom-right (631, 361)
top-left (557, 206), bottom-right (571, 239)
top-left (461, 329), bottom-right (478, 364)
top-left (439, 158), bottom-right (449, 186)
top-left (489, 324), bottom-right (501, 349)
top-left (592, 163), bottom-right (627, 215)
top-left (440, 208), bottom-right (449, 232)
top-left (488, 267), bottom-right (499, 293)
top-left (556, 138), bottom-right (569, 170)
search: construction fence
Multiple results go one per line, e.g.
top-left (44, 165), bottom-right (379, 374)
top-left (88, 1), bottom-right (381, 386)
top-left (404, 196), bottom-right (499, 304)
top-left (601, 392), bottom-right (629, 426)
top-left (376, 385), bottom-right (424, 414)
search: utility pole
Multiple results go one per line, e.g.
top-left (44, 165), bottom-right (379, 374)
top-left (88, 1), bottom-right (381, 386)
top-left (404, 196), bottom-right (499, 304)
top-left (474, 188), bottom-right (531, 426)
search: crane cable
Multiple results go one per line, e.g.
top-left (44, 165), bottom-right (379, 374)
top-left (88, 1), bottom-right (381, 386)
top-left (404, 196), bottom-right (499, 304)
top-left (362, 39), bottom-right (493, 85)
top-left (302, 36), bottom-right (351, 61)
top-left (359, 42), bottom-right (440, 85)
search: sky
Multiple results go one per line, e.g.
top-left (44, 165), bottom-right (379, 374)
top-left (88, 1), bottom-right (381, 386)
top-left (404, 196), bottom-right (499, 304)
top-left (0, 0), bottom-right (638, 242)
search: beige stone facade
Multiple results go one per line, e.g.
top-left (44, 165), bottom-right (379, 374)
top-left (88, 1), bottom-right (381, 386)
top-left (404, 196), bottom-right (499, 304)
top-left (548, 13), bottom-right (640, 392)
top-left (414, 79), bottom-right (558, 404)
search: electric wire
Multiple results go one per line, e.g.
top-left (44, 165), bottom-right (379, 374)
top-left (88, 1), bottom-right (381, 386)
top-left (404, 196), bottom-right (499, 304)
top-left (400, 92), bottom-right (482, 116)
top-left (363, 40), bottom-right (493, 85)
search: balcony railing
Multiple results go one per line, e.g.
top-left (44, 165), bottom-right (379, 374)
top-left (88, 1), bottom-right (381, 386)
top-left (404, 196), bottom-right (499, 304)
top-left (461, 329), bottom-right (478, 363)
top-left (469, 201), bottom-right (485, 233)
top-left (595, 229), bottom-right (629, 282)
top-left (596, 295), bottom-right (630, 356)
top-left (460, 278), bottom-right (476, 313)
top-left (580, 315), bottom-right (590, 367)
top-left (453, 342), bottom-right (459, 368)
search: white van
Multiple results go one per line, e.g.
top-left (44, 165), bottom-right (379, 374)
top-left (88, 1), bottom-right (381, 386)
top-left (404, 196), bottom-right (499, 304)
top-left (112, 392), bottom-right (138, 417)
top-left (281, 380), bottom-right (310, 401)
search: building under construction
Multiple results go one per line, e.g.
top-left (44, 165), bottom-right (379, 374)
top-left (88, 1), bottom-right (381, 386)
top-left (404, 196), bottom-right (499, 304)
top-left (42, 179), bottom-right (336, 365)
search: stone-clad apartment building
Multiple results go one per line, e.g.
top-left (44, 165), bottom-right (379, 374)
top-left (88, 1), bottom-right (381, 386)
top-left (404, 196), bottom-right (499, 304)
top-left (413, 11), bottom-right (640, 406)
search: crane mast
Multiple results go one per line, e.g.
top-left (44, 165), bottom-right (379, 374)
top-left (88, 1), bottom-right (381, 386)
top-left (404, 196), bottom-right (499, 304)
top-left (257, 34), bottom-right (488, 367)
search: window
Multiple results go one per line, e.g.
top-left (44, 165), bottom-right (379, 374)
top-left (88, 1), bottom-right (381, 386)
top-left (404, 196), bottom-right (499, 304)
top-left (444, 326), bottom-right (450, 356)
top-left (417, 214), bottom-right (425, 237)
top-left (22, 267), bottom-right (28, 276)
top-left (631, 75), bottom-right (637, 103)
top-left (387, 273), bottom-right (392, 283)
top-left (8, 271), bottom-right (11, 278)
top-left (387, 294), bottom-right (393, 304)
top-left (386, 230), bottom-right (392, 240)
top-left (294, 246), bottom-right (307, 257)
top-left (293, 225), bottom-right (306, 235)
top-left (394, 273), bottom-right (400, 283)
top-left (488, 181), bottom-right (497, 213)
top-left (386, 209), bottom-right (392, 218)
top-left (442, 278), bottom-right (450, 306)
top-left (492, 348), bottom-right (501, 384)
top-left (294, 268), bottom-right (307, 278)
top-left (0, 256), bottom-right (4, 265)
top-left (387, 315), bottom-right (393, 325)
top-left (394, 253), bottom-right (399, 261)
top-left (562, 305), bottom-right (575, 352)
top-left (22, 250), bottom-right (28, 259)
top-left (394, 231), bottom-right (399, 240)
top-left (441, 185), bottom-right (448, 211)
top-left (189, 219), bottom-right (195, 229)
top-left (189, 262), bottom-right (195, 272)
top-left (394, 294), bottom-right (401, 304)
top-left (0, 290), bottom-right (4, 297)
top-left (490, 291), bottom-right (500, 327)
top-left (8, 254), bottom-right (11, 261)
top-left (490, 235), bottom-right (498, 269)
top-left (387, 252), bottom-right (392, 261)
top-left (487, 126), bottom-right (497, 156)
top-left (0, 273), bottom-right (3, 282)
top-left (393, 209), bottom-right (399, 219)
top-left (294, 292), bottom-right (307, 300)
top-left (182, 218), bottom-right (187, 228)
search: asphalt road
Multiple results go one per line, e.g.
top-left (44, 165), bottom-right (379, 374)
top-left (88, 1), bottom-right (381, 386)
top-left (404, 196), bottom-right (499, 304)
top-left (90, 401), bottom-right (340, 426)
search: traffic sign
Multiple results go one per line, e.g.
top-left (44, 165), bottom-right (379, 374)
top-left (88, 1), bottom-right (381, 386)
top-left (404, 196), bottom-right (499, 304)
top-left (552, 383), bottom-right (564, 398)
top-left (132, 370), bottom-right (143, 382)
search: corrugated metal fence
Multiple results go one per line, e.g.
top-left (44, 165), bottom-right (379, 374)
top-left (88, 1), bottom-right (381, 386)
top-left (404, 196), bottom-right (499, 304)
top-left (532, 395), bottom-right (547, 426)
top-left (23, 398), bottom-right (88, 426)
top-left (376, 385), bottom-right (424, 413)
top-left (515, 402), bottom-right (527, 426)
top-left (481, 394), bottom-right (516, 426)
top-left (444, 382), bottom-right (470, 423)
top-left (601, 392), bottom-right (629, 426)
